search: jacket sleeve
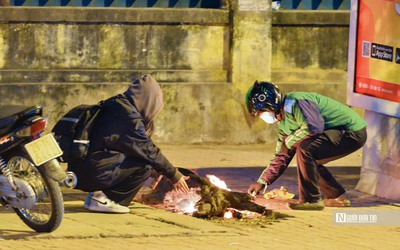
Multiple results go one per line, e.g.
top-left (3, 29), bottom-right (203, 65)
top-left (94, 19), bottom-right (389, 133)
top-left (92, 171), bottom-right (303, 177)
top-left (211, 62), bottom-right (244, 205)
top-left (257, 134), bottom-right (296, 185)
top-left (107, 116), bottom-right (182, 183)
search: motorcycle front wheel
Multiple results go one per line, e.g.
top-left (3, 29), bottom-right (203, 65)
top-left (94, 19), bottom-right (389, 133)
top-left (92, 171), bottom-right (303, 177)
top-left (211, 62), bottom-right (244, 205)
top-left (6, 152), bottom-right (64, 232)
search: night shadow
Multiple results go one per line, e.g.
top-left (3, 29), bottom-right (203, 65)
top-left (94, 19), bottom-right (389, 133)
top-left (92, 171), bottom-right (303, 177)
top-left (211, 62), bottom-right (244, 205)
top-left (0, 229), bottom-right (41, 240)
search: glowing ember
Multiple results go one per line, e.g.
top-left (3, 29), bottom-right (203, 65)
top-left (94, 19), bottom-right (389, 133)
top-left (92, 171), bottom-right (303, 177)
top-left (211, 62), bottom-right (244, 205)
top-left (176, 199), bottom-right (197, 213)
top-left (223, 210), bottom-right (233, 219)
top-left (163, 187), bottom-right (201, 214)
top-left (206, 174), bottom-right (231, 191)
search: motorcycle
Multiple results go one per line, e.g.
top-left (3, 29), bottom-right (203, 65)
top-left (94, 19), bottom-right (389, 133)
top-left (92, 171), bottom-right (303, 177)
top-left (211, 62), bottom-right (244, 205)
top-left (0, 105), bottom-right (77, 232)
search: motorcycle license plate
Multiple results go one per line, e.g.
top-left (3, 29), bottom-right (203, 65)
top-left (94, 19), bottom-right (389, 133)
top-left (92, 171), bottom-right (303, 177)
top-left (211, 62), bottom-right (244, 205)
top-left (24, 134), bottom-right (63, 166)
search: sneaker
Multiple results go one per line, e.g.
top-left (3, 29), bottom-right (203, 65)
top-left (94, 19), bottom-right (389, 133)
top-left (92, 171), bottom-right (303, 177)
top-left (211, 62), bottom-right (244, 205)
top-left (84, 191), bottom-right (130, 214)
top-left (288, 200), bottom-right (325, 210)
top-left (323, 194), bottom-right (351, 207)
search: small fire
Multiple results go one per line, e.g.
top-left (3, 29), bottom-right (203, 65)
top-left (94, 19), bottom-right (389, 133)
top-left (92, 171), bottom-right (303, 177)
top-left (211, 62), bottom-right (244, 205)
top-left (206, 174), bottom-right (231, 191)
top-left (162, 174), bottom-right (240, 219)
top-left (163, 175), bottom-right (231, 214)
top-left (163, 187), bottom-right (201, 214)
top-left (176, 199), bottom-right (197, 214)
top-left (206, 175), bottom-right (239, 219)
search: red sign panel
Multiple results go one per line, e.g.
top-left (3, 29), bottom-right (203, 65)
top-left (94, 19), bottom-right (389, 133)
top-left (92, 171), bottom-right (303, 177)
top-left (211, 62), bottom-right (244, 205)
top-left (353, 0), bottom-right (400, 104)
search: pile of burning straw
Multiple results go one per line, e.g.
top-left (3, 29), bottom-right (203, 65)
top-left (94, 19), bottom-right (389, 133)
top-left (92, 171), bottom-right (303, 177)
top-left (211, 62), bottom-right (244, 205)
top-left (141, 168), bottom-right (272, 219)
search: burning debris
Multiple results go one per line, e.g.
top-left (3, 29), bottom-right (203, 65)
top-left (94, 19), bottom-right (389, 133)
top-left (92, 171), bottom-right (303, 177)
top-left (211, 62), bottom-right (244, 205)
top-left (141, 168), bottom-right (272, 219)
top-left (193, 174), bottom-right (271, 218)
top-left (163, 187), bottom-right (201, 214)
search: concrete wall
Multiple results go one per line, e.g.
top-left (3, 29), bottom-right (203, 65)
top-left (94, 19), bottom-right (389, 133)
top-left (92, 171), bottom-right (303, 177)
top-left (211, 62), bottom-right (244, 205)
top-left (0, 5), bottom-right (351, 144)
top-left (271, 10), bottom-right (350, 101)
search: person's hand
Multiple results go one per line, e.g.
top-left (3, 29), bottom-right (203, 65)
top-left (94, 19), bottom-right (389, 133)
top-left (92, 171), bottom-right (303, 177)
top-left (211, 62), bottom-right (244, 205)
top-left (173, 175), bottom-right (190, 194)
top-left (247, 182), bottom-right (266, 197)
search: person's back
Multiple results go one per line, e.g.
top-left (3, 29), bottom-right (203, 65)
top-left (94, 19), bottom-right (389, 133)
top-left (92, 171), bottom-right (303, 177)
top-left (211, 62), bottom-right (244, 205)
top-left (283, 92), bottom-right (367, 131)
top-left (88, 95), bottom-right (145, 156)
top-left (68, 75), bottom-right (189, 213)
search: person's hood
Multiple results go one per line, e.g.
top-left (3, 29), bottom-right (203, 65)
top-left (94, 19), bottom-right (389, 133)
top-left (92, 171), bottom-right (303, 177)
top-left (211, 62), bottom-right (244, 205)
top-left (123, 74), bottom-right (164, 135)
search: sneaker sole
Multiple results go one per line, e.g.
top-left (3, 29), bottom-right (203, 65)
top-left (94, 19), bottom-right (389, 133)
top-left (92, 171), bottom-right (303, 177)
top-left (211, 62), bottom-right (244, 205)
top-left (84, 204), bottom-right (130, 214)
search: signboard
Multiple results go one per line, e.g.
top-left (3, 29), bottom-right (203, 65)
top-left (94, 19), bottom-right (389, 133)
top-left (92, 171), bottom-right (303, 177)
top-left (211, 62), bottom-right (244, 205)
top-left (347, 0), bottom-right (400, 118)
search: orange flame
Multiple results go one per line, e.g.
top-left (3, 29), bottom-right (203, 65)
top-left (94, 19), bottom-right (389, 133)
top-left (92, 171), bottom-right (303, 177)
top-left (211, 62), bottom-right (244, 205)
top-left (206, 174), bottom-right (231, 191)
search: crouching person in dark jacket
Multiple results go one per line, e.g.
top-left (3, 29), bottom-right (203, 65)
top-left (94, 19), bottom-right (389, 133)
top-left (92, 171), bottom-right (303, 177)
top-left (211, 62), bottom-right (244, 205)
top-left (68, 74), bottom-right (189, 213)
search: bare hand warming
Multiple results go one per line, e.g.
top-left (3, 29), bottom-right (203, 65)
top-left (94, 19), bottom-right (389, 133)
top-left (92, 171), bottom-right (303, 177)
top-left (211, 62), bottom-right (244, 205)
top-left (173, 176), bottom-right (190, 194)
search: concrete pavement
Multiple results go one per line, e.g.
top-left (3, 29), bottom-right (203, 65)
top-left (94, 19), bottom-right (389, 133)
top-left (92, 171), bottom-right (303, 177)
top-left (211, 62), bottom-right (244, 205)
top-left (0, 144), bottom-right (399, 250)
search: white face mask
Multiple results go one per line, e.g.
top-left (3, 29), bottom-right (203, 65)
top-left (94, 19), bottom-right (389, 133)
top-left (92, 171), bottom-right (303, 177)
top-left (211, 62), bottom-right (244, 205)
top-left (260, 111), bottom-right (278, 124)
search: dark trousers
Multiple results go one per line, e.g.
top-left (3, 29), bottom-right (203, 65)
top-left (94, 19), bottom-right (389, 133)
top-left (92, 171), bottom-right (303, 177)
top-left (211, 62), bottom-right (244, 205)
top-left (294, 127), bottom-right (367, 202)
top-left (102, 162), bottom-right (155, 206)
top-left (70, 154), bottom-right (156, 206)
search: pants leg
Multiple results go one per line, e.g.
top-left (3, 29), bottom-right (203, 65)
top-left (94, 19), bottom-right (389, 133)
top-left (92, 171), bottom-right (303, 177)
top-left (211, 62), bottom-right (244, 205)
top-left (317, 165), bottom-right (345, 199)
top-left (295, 127), bottom-right (367, 202)
top-left (296, 138), bottom-right (322, 203)
top-left (102, 161), bottom-right (155, 206)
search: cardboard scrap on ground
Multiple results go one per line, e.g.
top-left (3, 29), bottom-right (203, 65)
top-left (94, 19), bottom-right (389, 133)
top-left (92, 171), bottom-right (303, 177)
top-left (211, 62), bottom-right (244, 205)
top-left (264, 187), bottom-right (295, 200)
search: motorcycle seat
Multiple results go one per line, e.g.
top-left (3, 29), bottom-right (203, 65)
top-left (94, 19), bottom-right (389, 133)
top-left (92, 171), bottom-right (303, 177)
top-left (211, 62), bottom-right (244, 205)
top-left (0, 105), bottom-right (42, 135)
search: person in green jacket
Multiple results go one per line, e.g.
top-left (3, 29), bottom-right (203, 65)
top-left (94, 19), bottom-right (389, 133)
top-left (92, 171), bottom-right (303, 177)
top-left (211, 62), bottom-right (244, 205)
top-left (246, 81), bottom-right (367, 210)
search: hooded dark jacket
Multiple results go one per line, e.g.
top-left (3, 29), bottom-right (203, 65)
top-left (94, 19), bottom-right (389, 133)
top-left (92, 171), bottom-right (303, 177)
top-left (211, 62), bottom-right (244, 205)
top-left (70, 75), bottom-right (182, 192)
